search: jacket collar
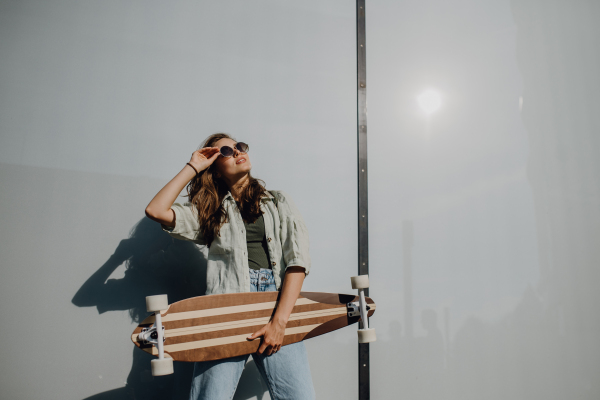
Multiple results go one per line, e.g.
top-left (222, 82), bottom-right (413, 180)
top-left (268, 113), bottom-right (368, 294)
top-left (222, 190), bottom-right (276, 203)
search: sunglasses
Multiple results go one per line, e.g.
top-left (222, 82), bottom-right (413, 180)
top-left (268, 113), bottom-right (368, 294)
top-left (218, 142), bottom-right (249, 158)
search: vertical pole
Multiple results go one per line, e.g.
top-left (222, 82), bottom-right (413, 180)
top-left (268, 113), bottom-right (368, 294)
top-left (402, 220), bottom-right (414, 339)
top-left (356, 1), bottom-right (369, 399)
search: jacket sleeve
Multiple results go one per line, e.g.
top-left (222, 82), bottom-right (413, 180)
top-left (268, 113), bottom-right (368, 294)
top-left (276, 191), bottom-right (311, 276)
top-left (160, 202), bottom-right (206, 245)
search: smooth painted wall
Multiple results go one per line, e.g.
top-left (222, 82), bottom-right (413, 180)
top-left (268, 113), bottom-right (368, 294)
top-left (1, 0), bottom-right (598, 399)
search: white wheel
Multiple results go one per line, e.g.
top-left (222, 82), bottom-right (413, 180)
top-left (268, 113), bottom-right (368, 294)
top-left (357, 328), bottom-right (376, 343)
top-left (351, 275), bottom-right (370, 290)
top-left (151, 358), bottom-right (174, 376)
top-left (146, 295), bottom-right (168, 312)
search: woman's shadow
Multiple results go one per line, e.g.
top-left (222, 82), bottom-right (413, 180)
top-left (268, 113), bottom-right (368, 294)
top-left (72, 217), bottom-right (269, 400)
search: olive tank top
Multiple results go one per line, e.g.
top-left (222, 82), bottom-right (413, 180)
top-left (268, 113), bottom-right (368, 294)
top-left (242, 213), bottom-right (272, 270)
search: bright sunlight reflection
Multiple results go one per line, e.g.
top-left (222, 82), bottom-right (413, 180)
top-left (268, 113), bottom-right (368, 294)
top-left (417, 89), bottom-right (442, 115)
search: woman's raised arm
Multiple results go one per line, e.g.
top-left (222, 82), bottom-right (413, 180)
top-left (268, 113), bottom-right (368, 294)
top-left (145, 147), bottom-right (220, 226)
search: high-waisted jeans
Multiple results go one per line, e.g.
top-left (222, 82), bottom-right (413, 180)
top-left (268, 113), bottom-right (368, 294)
top-left (188, 268), bottom-right (316, 400)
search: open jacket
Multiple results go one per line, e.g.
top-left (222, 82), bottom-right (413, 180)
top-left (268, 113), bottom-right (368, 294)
top-left (161, 190), bottom-right (311, 295)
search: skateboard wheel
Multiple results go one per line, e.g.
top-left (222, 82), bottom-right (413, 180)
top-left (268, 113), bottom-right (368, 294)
top-left (357, 328), bottom-right (376, 343)
top-left (146, 295), bottom-right (168, 312)
top-left (151, 358), bottom-right (174, 376)
top-left (351, 275), bottom-right (370, 290)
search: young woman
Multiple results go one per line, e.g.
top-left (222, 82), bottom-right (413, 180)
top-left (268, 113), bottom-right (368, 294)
top-left (145, 133), bottom-right (316, 400)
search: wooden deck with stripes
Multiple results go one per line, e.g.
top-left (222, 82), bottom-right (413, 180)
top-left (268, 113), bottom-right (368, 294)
top-left (131, 291), bottom-right (376, 362)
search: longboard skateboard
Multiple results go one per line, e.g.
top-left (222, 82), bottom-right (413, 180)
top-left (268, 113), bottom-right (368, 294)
top-left (132, 275), bottom-right (376, 376)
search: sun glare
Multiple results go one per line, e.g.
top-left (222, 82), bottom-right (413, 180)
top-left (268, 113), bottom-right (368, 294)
top-left (417, 89), bottom-right (442, 115)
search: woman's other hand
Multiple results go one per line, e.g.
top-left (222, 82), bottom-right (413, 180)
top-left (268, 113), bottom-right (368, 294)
top-left (189, 147), bottom-right (220, 173)
top-left (247, 318), bottom-right (287, 356)
top-left (245, 267), bottom-right (305, 356)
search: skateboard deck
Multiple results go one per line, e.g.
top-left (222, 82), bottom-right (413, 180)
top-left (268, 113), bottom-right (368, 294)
top-left (131, 291), bottom-right (376, 362)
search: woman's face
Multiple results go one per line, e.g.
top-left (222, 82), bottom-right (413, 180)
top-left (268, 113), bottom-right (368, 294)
top-left (212, 138), bottom-right (252, 182)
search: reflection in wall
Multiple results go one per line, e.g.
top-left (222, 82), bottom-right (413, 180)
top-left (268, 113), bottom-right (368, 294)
top-left (514, 0), bottom-right (600, 397)
top-left (375, 2), bottom-right (600, 399)
top-left (450, 1), bottom-right (600, 399)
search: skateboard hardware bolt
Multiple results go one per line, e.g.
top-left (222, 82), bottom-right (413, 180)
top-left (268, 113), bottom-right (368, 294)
top-left (138, 325), bottom-right (166, 344)
top-left (346, 302), bottom-right (370, 318)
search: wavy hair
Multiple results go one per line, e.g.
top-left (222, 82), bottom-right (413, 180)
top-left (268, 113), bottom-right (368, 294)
top-left (185, 133), bottom-right (267, 247)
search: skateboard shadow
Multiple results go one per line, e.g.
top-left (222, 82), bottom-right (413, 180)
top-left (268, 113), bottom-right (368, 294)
top-left (72, 216), bottom-right (269, 400)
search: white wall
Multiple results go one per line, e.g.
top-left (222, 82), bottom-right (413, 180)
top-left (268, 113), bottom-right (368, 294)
top-left (1, 0), bottom-right (598, 399)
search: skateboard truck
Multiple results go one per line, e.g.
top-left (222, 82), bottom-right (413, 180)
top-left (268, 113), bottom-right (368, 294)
top-left (137, 325), bottom-right (166, 345)
top-left (350, 275), bottom-right (376, 343)
top-left (144, 294), bottom-right (174, 376)
top-left (346, 302), bottom-right (371, 318)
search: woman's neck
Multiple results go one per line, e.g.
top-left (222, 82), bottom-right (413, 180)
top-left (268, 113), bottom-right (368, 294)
top-left (226, 174), bottom-right (250, 202)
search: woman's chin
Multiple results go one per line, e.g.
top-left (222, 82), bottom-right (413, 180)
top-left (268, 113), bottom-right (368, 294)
top-left (239, 162), bottom-right (252, 172)
top-left (227, 163), bottom-right (251, 176)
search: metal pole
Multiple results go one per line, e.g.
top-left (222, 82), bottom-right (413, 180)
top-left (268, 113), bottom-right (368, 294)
top-left (356, 1), bottom-right (369, 399)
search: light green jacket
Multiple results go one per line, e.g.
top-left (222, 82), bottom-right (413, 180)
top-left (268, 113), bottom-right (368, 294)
top-left (161, 190), bottom-right (311, 295)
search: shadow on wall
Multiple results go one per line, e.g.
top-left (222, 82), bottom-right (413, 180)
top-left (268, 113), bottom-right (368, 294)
top-left (72, 217), bottom-right (269, 400)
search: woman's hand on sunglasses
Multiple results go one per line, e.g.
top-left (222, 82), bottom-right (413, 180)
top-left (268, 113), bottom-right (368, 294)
top-left (189, 147), bottom-right (220, 173)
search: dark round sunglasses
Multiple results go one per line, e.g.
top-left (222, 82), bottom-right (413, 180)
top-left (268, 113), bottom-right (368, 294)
top-left (218, 142), bottom-right (249, 158)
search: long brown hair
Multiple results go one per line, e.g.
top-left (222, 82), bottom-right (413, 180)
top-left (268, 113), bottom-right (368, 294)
top-left (185, 133), bottom-right (268, 247)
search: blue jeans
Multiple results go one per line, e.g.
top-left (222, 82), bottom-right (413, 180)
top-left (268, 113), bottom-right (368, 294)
top-left (188, 268), bottom-right (316, 400)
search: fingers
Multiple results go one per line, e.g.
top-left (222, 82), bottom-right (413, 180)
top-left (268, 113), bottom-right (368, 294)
top-left (255, 338), bottom-right (273, 355)
top-left (265, 344), bottom-right (281, 356)
top-left (189, 147), bottom-right (220, 171)
top-left (259, 343), bottom-right (268, 355)
top-left (247, 326), bottom-right (265, 341)
top-left (258, 341), bottom-right (281, 356)
top-left (248, 324), bottom-right (282, 356)
top-left (197, 147), bottom-right (219, 158)
top-left (259, 343), bottom-right (277, 355)
top-left (202, 148), bottom-right (220, 162)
